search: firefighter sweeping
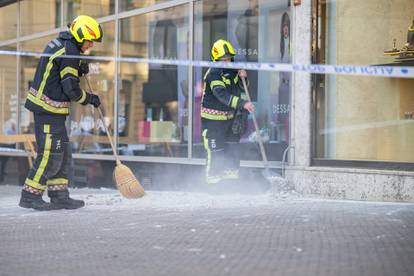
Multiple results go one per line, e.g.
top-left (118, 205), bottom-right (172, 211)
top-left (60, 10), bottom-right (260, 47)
top-left (19, 15), bottom-right (103, 210)
top-left (201, 39), bottom-right (255, 185)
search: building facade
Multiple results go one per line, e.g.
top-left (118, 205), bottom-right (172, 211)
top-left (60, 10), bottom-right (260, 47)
top-left (0, 0), bottom-right (413, 201)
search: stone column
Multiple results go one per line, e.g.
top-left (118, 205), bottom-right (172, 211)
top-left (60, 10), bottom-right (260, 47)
top-left (291, 0), bottom-right (312, 168)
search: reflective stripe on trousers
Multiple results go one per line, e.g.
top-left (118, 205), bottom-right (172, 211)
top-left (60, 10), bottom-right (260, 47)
top-left (23, 114), bottom-right (71, 194)
top-left (201, 118), bottom-right (241, 182)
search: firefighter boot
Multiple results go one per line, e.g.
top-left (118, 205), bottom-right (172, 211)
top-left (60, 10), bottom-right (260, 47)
top-left (19, 190), bottom-right (56, 211)
top-left (49, 190), bottom-right (85, 210)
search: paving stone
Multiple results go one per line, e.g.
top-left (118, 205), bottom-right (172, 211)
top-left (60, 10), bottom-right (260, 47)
top-left (0, 185), bottom-right (413, 276)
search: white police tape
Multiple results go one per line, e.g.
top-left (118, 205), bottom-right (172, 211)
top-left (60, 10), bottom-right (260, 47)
top-left (0, 49), bottom-right (413, 79)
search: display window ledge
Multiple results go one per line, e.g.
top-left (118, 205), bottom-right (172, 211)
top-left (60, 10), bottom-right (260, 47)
top-left (312, 158), bottom-right (414, 173)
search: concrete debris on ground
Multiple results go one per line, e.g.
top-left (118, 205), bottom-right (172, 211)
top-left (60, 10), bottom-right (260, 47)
top-left (1, 184), bottom-right (414, 276)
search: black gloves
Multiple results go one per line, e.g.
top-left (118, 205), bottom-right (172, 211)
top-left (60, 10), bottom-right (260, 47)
top-left (83, 93), bottom-right (101, 108)
top-left (89, 94), bottom-right (101, 107)
top-left (78, 61), bottom-right (89, 77)
top-left (89, 94), bottom-right (101, 108)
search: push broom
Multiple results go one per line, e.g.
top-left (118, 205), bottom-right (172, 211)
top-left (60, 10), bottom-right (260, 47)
top-left (85, 76), bottom-right (145, 199)
top-left (241, 77), bottom-right (289, 191)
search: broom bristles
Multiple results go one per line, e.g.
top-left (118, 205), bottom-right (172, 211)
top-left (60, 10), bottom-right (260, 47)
top-left (113, 163), bottom-right (145, 198)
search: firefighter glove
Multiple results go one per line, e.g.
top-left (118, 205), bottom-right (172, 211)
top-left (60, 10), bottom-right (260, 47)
top-left (78, 61), bottom-right (89, 76)
top-left (85, 93), bottom-right (101, 108)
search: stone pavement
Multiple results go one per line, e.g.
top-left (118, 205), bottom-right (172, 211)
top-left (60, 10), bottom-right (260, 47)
top-left (0, 185), bottom-right (413, 276)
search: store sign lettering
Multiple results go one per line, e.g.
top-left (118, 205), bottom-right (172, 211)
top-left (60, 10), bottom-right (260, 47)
top-left (235, 48), bottom-right (258, 56)
top-left (273, 104), bottom-right (290, 114)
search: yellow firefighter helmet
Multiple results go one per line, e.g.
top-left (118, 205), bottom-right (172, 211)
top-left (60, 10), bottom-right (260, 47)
top-left (69, 15), bottom-right (103, 43)
top-left (211, 39), bottom-right (236, 61)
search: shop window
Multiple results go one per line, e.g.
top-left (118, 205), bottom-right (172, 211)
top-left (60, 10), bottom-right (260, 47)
top-left (313, 0), bottom-right (414, 164)
top-left (192, 0), bottom-right (292, 161)
top-left (63, 0), bottom-right (115, 24)
top-left (0, 45), bottom-right (17, 136)
top-left (119, 5), bottom-right (189, 158)
top-left (20, 0), bottom-right (61, 36)
top-left (119, 0), bottom-right (171, 12)
top-left (0, 1), bottom-right (17, 41)
top-left (0, 43), bottom-right (18, 181)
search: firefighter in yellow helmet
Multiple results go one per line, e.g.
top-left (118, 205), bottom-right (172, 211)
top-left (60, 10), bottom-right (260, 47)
top-left (19, 15), bottom-right (103, 210)
top-left (201, 39), bottom-right (255, 184)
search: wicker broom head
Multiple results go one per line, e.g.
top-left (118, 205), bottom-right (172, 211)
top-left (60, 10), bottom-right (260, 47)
top-left (113, 163), bottom-right (145, 198)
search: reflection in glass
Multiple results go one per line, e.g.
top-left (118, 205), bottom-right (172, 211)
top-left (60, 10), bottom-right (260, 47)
top-left (20, 0), bottom-right (61, 36)
top-left (0, 44), bottom-right (18, 182)
top-left (119, 0), bottom-right (170, 12)
top-left (119, 5), bottom-right (189, 157)
top-left (64, 0), bottom-right (115, 24)
top-left (0, 45), bottom-right (17, 136)
top-left (192, 0), bottom-right (291, 161)
top-left (0, 2), bottom-right (17, 41)
top-left (314, 0), bottom-right (414, 162)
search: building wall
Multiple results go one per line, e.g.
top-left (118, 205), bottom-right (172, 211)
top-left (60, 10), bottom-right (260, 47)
top-left (292, 0), bottom-right (311, 167)
top-left (290, 167), bottom-right (414, 202)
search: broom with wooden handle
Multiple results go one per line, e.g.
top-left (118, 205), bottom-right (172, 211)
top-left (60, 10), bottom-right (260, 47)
top-left (241, 77), bottom-right (288, 189)
top-left (85, 76), bottom-right (145, 198)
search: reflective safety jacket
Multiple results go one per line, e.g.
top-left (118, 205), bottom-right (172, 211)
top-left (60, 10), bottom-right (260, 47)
top-left (201, 67), bottom-right (247, 121)
top-left (25, 31), bottom-right (88, 116)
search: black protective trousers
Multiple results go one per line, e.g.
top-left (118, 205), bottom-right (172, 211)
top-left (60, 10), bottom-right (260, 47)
top-left (202, 118), bottom-right (241, 183)
top-left (23, 114), bottom-right (71, 195)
